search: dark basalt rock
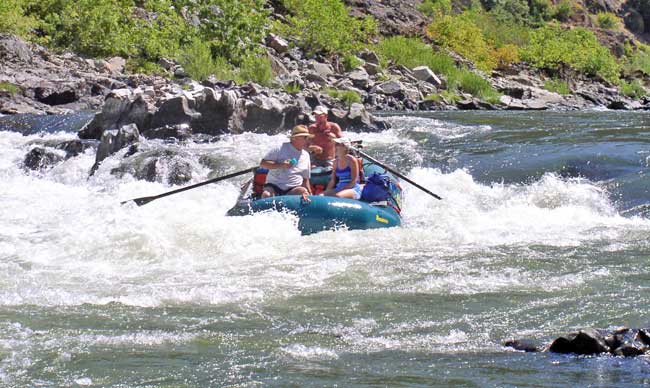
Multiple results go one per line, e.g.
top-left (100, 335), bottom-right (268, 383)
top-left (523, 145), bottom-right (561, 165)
top-left (511, 327), bottom-right (650, 358)
top-left (23, 147), bottom-right (64, 170)
top-left (504, 339), bottom-right (540, 352)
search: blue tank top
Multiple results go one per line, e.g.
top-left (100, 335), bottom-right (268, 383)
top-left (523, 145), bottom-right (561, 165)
top-left (335, 158), bottom-right (359, 186)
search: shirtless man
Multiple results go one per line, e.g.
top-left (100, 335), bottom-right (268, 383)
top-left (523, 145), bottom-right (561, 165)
top-left (308, 105), bottom-right (343, 167)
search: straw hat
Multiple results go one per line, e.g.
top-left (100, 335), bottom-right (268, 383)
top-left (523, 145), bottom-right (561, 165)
top-left (289, 125), bottom-right (313, 138)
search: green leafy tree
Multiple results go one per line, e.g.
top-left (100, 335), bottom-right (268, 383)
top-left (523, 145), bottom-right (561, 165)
top-left (276, 0), bottom-right (377, 55)
top-left (522, 24), bottom-right (620, 82)
top-left (0, 0), bottom-right (36, 36)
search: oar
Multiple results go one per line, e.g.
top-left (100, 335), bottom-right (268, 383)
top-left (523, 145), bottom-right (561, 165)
top-left (121, 166), bottom-right (257, 206)
top-left (352, 148), bottom-right (442, 200)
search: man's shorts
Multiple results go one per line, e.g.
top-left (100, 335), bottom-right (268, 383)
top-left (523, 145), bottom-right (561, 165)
top-left (263, 183), bottom-right (300, 196)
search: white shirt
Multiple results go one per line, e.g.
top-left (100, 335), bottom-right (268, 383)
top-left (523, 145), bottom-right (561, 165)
top-left (263, 142), bottom-right (311, 191)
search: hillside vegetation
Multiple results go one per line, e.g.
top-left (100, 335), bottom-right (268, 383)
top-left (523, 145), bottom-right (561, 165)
top-left (1, 0), bottom-right (649, 100)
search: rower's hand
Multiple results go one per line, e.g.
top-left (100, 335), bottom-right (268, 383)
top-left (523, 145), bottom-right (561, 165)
top-left (308, 145), bottom-right (323, 154)
top-left (302, 192), bottom-right (311, 202)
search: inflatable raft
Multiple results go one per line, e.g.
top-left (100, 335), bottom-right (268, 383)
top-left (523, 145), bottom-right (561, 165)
top-left (227, 162), bottom-right (402, 235)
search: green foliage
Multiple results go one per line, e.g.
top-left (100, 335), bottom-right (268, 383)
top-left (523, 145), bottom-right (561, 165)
top-left (427, 13), bottom-right (496, 71)
top-left (490, 0), bottom-right (529, 25)
top-left (522, 24), bottom-right (620, 82)
top-left (596, 12), bottom-right (620, 30)
top-left (417, 0), bottom-right (452, 17)
top-left (0, 82), bottom-right (20, 95)
top-left (529, 0), bottom-right (553, 24)
top-left (21, 0), bottom-right (267, 80)
top-left (620, 80), bottom-right (646, 99)
top-left (552, 0), bottom-right (573, 22)
top-left (276, 0), bottom-right (378, 55)
top-left (626, 47), bottom-right (650, 75)
top-left (236, 55), bottom-right (273, 86)
top-left (0, 0), bottom-right (36, 36)
top-left (191, 0), bottom-right (269, 65)
top-left (544, 78), bottom-right (571, 95)
top-left (283, 82), bottom-right (302, 94)
top-left (179, 38), bottom-right (233, 81)
top-left (471, 9), bottom-right (530, 48)
top-left (375, 36), bottom-right (456, 76)
top-left (342, 54), bottom-right (364, 72)
top-left (456, 69), bottom-right (501, 102)
top-left (324, 88), bottom-right (362, 107)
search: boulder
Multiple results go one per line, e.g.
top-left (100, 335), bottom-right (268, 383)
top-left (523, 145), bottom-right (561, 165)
top-left (79, 89), bottom-right (144, 139)
top-left (191, 88), bottom-right (237, 135)
top-left (348, 67), bottom-right (370, 89)
top-left (142, 124), bottom-right (192, 140)
top-left (309, 61), bottom-right (335, 78)
top-left (412, 66), bottom-right (442, 86)
top-left (150, 95), bottom-right (201, 129)
top-left (111, 148), bottom-right (192, 184)
top-left (548, 329), bottom-right (609, 355)
top-left (92, 123), bottom-right (140, 174)
top-left (23, 147), bottom-right (64, 170)
top-left (375, 80), bottom-right (404, 96)
top-left (266, 33), bottom-right (289, 54)
top-left (242, 96), bottom-right (286, 133)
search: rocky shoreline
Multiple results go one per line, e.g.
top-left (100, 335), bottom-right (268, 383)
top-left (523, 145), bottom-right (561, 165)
top-left (2, 29), bottom-right (650, 181)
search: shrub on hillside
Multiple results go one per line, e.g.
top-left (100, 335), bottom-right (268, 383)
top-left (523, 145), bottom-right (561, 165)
top-left (620, 80), bottom-right (647, 99)
top-left (596, 12), bottom-right (621, 30)
top-left (275, 0), bottom-right (377, 55)
top-left (0, 0), bottom-right (36, 36)
top-left (193, 0), bottom-right (269, 65)
top-left (544, 78), bottom-right (570, 94)
top-left (417, 0), bottom-right (452, 17)
top-left (427, 13), bottom-right (496, 71)
top-left (522, 24), bottom-right (620, 82)
top-left (375, 36), bottom-right (456, 76)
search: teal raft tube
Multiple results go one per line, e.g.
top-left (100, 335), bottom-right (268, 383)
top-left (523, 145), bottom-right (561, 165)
top-left (227, 162), bottom-right (402, 235)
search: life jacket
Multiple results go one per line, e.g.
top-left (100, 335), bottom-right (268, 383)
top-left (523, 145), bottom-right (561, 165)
top-left (252, 167), bottom-right (268, 198)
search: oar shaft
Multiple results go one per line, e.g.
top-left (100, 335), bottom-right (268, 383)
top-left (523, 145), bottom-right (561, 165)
top-left (122, 166), bottom-right (256, 206)
top-left (355, 149), bottom-right (442, 200)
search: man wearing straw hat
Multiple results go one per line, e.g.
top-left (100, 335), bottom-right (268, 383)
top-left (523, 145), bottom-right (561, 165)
top-left (260, 125), bottom-right (313, 198)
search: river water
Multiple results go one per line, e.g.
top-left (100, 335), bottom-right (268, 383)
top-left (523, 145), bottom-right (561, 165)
top-left (1, 111), bottom-right (649, 387)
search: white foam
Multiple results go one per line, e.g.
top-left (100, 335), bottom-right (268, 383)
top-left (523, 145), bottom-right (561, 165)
top-left (1, 129), bottom-right (649, 309)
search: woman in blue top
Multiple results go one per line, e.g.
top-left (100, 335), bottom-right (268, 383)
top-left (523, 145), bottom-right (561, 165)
top-left (321, 137), bottom-right (363, 199)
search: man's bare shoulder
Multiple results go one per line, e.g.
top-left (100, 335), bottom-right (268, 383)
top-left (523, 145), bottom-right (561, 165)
top-left (330, 122), bottom-right (343, 135)
top-left (308, 123), bottom-right (318, 132)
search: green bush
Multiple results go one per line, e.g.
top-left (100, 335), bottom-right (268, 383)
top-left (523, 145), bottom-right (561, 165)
top-left (276, 0), bottom-right (378, 55)
top-left (193, 0), bottom-right (269, 65)
top-left (343, 54), bottom-right (364, 72)
top-left (626, 47), bottom-right (650, 75)
top-left (324, 88), bottom-right (362, 107)
top-left (544, 78), bottom-right (570, 95)
top-left (427, 13), bottom-right (496, 71)
top-left (620, 80), bottom-right (646, 99)
top-left (179, 38), bottom-right (233, 81)
top-left (375, 36), bottom-right (457, 76)
top-left (417, 0), bottom-right (452, 17)
top-left (456, 69), bottom-right (501, 102)
top-left (596, 12), bottom-right (620, 30)
top-left (529, 0), bottom-right (554, 26)
top-left (22, 0), bottom-right (268, 78)
top-left (236, 55), bottom-right (274, 86)
top-left (522, 24), bottom-right (620, 82)
top-left (0, 82), bottom-right (20, 95)
top-left (552, 0), bottom-right (573, 22)
top-left (0, 0), bottom-right (36, 36)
